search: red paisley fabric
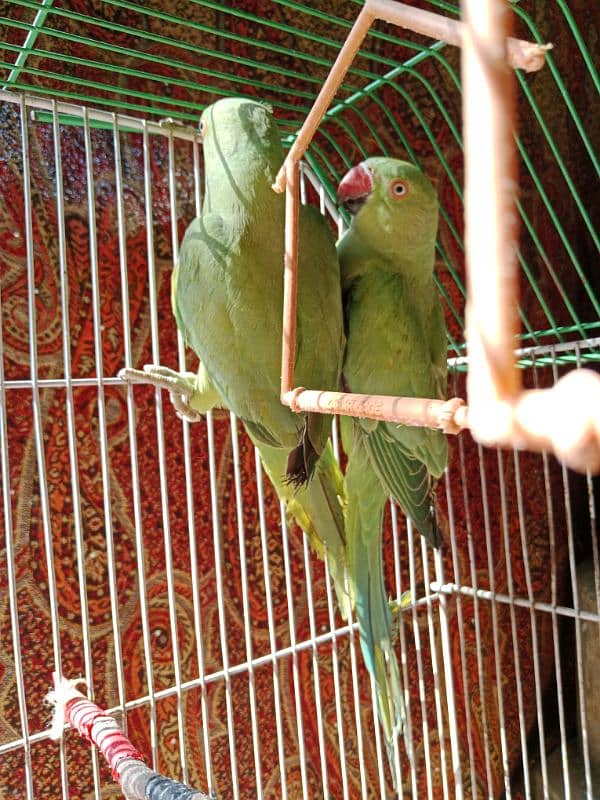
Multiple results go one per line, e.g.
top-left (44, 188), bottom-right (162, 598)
top-left (0, 2), bottom-right (597, 798)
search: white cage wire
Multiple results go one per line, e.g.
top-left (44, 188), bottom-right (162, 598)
top-left (0, 90), bottom-right (599, 800)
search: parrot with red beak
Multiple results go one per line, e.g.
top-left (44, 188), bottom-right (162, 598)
top-left (336, 158), bottom-right (448, 760)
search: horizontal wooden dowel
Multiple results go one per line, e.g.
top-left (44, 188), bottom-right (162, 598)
top-left (369, 0), bottom-right (551, 72)
top-left (282, 388), bottom-right (468, 434)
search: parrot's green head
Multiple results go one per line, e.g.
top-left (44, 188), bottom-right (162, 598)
top-left (337, 158), bottom-right (438, 256)
top-left (199, 97), bottom-right (282, 174)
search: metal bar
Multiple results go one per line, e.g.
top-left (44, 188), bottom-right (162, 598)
top-left (141, 120), bottom-right (189, 776)
top-left (165, 128), bottom-right (195, 783)
top-left (429, 584), bottom-right (600, 625)
top-left (342, 568), bottom-right (370, 800)
top-left (254, 451), bottom-right (288, 800)
top-left (66, 106), bottom-right (130, 737)
top-left (322, 555), bottom-right (351, 800)
top-left (433, 541), bottom-right (463, 797)
top-left (19, 92), bottom-right (71, 800)
top-left (555, 355), bottom-right (594, 798)
top-left (421, 541), bottom-right (450, 800)
top-left (301, 532), bottom-right (331, 797)
top-left (113, 111), bottom-right (159, 768)
top-left (513, 448), bottom-right (550, 798)
top-left (443, 447), bottom-right (477, 798)
top-left (367, 670), bottom-right (389, 799)
top-left (496, 448), bottom-right (530, 796)
top-left (391, 502), bottom-right (417, 798)
top-left (74, 105), bottom-right (104, 796)
top-left (448, 336), bottom-right (600, 369)
top-left (407, 521), bottom-right (435, 799)
top-left (455, 431), bottom-right (495, 800)
top-left (189, 138), bottom-right (215, 792)
top-left (279, 505), bottom-right (311, 799)
top-left (230, 416), bottom-right (264, 799)
top-left (1, 0), bottom-right (55, 90)
top-left (206, 411), bottom-right (241, 799)
top-left (576, 344), bottom-right (600, 647)
top-left (535, 357), bottom-right (571, 798)
top-left (3, 0), bottom-right (377, 87)
top-left (0, 336), bottom-right (598, 391)
top-left (0, 197), bottom-right (34, 800)
top-left (0, 88), bottom-right (201, 141)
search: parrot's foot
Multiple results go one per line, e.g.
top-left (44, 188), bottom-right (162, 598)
top-left (438, 397), bottom-right (465, 434)
top-left (389, 590), bottom-right (412, 644)
top-left (118, 365), bottom-right (204, 423)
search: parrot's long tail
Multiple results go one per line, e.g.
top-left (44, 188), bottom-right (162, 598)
top-left (345, 431), bottom-right (406, 772)
top-left (248, 434), bottom-right (348, 618)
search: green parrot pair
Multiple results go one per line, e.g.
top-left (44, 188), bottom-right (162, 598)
top-left (120, 97), bottom-right (447, 772)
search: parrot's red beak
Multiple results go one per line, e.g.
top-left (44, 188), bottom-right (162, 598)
top-left (337, 162), bottom-right (373, 215)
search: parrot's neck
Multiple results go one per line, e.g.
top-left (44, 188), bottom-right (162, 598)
top-left (202, 146), bottom-right (283, 221)
top-left (339, 227), bottom-right (436, 288)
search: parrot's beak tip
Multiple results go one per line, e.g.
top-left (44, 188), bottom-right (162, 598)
top-left (336, 162), bottom-right (373, 214)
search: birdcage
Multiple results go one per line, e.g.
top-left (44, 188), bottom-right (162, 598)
top-left (0, 1), bottom-right (598, 799)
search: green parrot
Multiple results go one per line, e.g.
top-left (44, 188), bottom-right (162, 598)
top-left (120, 98), bottom-right (348, 609)
top-left (336, 158), bottom-right (448, 757)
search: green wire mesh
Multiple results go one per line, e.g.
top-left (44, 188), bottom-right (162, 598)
top-left (0, 0), bottom-right (598, 368)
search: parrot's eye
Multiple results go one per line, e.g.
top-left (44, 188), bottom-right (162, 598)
top-left (390, 180), bottom-right (408, 199)
top-left (199, 119), bottom-right (206, 137)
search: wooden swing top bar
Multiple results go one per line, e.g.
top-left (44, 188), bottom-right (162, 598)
top-left (274, 0), bottom-right (600, 474)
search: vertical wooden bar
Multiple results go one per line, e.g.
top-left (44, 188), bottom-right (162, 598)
top-left (281, 160), bottom-right (300, 398)
top-left (461, 0), bottom-right (521, 444)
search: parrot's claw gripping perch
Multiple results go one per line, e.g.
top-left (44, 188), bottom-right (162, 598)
top-left (118, 365), bottom-right (204, 423)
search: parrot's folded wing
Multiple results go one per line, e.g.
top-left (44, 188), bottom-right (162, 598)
top-left (365, 424), bottom-right (442, 548)
top-left (173, 213), bottom-right (227, 347)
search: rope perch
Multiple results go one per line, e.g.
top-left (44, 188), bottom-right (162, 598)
top-left (46, 673), bottom-right (213, 800)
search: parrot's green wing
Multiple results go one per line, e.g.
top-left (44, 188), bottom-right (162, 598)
top-left (363, 424), bottom-right (442, 548)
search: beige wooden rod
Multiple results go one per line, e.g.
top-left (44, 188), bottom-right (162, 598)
top-left (284, 389), bottom-right (468, 435)
top-left (369, 0), bottom-right (550, 72)
top-left (274, 0), bottom-right (551, 435)
top-left (273, 4), bottom-right (374, 195)
top-left (281, 161), bottom-right (300, 398)
top-left (272, 0), bottom-right (550, 193)
top-left (272, 0), bottom-right (600, 473)
top-left (462, 0), bottom-right (521, 440)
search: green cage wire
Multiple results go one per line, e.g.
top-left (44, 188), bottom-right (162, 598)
top-left (0, 1), bottom-right (598, 799)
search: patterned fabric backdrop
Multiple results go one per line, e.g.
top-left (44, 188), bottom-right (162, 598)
top-left (0, 1), bottom-right (597, 798)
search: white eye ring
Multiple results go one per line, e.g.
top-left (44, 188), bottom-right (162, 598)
top-left (199, 119), bottom-right (206, 136)
top-left (390, 180), bottom-right (408, 198)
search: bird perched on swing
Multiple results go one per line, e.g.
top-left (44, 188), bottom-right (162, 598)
top-left (336, 157), bottom-right (449, 761)
top-left (120, 97), bottom-right (348, 610)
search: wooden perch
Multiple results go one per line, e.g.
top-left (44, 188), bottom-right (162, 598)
top-left (272, 0), bottom-right (600, 474)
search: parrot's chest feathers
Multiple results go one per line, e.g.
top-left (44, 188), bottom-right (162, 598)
top-left (345, 269), bottom-right (436, 388)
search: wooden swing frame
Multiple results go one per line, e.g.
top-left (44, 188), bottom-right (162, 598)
top-left (273, 0), bottom-right (600, 475)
